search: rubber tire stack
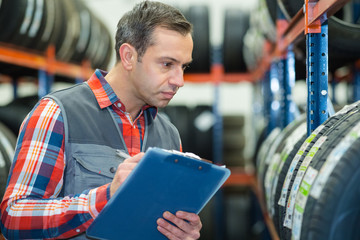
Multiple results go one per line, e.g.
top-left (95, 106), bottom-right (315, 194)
top-left (277, 0), bottom-right (360, 72)
top-left (223, 9), bottom-right (250, 73)
top-left (256, 101), bottom-right (360, 239)
top-left (0, 122), bottom-right (17, 202)
top-left (183, 5), bottom-right (211, 73)
top-left (0, 0), bottom-right (113, 71)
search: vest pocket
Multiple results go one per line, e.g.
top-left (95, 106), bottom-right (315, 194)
top-left (73, 153), bottom-right (122, 190)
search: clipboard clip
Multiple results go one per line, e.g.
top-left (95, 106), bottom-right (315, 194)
top-left (162, 149), bottom-right (213, 164)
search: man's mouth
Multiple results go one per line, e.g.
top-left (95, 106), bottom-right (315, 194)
top-left (161, 91), bottom-right (176, 100)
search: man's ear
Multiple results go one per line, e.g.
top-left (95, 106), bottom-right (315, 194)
top-left (119, 43), bottom-right (137, 70)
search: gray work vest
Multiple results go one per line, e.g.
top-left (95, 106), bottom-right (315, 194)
top-left (47, 82), bottom-right (181, 239)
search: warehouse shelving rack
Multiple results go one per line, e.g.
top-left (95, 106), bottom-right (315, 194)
top-left (260, 0), bottom-right (350, 136)
top-left (0, 1), bottom-right (353, 239)
top-left (0, 44), bottom-right (93, 79)
top-left (0, 43), bottom-right (93, 98)
top-left (183, 0), bottom-right (353, 239)
top-left (182, 0), bottom-right (350, 135)
top-left (250, 0), bottom-right (351, 239)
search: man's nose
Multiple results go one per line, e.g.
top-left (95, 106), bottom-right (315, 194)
top-left (169, 67), bottom-right (185, 88)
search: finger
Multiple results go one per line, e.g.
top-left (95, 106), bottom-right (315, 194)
top-left (117, 162), bottom-right (138, 171)
top-left (176, 211), bottom-right (202, 228)
top-left (157, 225), bottom-right (181, 240)
top-left (157, 217), bottom-right (183, 240)
top-left (123, 152), bottom-right (144, 163)
top-left (162, 211), bottom-right (188, 232)
top-left (165, 211), bottom-right (201, 232)
top-left (161, 211), bottom-right (200, 239)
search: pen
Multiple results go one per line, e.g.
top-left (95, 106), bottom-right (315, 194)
top-left (116, 149), bottom-right (131, 159)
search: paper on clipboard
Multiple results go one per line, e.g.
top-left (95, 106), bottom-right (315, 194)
top-left (86, 147), bottom-right (231, 240)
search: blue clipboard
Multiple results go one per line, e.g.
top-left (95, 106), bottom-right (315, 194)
top-left (86, 147), bottom-right (230, 240)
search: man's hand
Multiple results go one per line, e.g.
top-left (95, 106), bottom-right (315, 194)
top-left (157, 211), bottom-right (202, 240)
top-left (110, 152), bottom-right (144, 197)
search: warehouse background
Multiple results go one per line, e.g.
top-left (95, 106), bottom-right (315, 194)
top-left (1, 0), bottom-right (360, 239)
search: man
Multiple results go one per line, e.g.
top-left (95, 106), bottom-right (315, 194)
top-left (0, 1), bottom-right (202, 239)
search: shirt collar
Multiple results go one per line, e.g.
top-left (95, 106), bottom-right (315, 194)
top-left (87, 69), bottom-right (158, 119)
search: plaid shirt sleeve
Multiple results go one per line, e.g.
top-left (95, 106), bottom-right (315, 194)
top-left (0, 98), bottom-right (109, 239)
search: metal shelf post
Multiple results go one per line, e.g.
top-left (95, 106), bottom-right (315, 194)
top-left (38, 70), bottom-right (54, 98)
top-left (352, 0), bottom-right (360, 22)
top-left (278, 45), bottom-right (296, 129)
top-left (12, 78), bottom-right (18, 99)
top-left (263, 62), bottom-right (281, 135)
top-left (305, 0), bottom-right (329, 135)
top-left (354, 66), bottom-right (360, 101)
top-left (276, 5), bottom-right (296, 129)
top-left (212, 81), bottom-right (225, 240)
top-left (278, 58), bottom-right (286, 129)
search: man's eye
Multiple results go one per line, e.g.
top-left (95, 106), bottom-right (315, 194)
top-left (163, 62), bottom-right (172, 67)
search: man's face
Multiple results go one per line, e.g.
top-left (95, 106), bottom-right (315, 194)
top-left (131, 27), bottom-right (193, 108)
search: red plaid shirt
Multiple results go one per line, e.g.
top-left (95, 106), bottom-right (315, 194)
top-left (0, 70), bottom-right (159, 239)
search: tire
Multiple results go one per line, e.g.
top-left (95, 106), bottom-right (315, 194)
top-left (256, 116), bottom-right (304, 214)
top-left (305, 140), bottom-right (360, 239)
top-left (292, 109), bottom-right (360, 240)
top-left (258, 0), bottom-right (277, 42)
top-left (252, 126), bottom-right (267, 169)
top-left (243, 26), bottom-right (265, 71)
top-left (50, 0), bottom-right (67, 56)
top-left (271, 118), bottom-right (307, 234)
top-left (184, 5), bottom-right (211, 73)
top-left (11, 0), bottom-right (47, 51)
top-left (265, 0), bottom-right (277, 24)
top-left (0, 0), bottom-right (112, 71)
top-left (0, 122), bottom-right (17, 167)
top-left (0, 95), bottom-right (39, 136)
top-left (279, 101), bottom-right (360, 239)
top-left (0, 121), bottom-right (16, 202)
top-left (98, 26), bottom-right (113, 70)
top-left (34, 0), bottom-right (56, 51)
top-left (91, 17), bottom-right (113, 70)
top-left (223, 9), bottom-right (250, 73)
top-left (56, 0), bottom-right (81, 63)
top-left (278, 0), bottom-right (360, 71)
top-left (262, 115), bottom-right (306, 220)
top-left (0, 0), bottom-right (28, 43)
top-left (68, 0), bottom-right (92, 64)
top-left (256, 127), bottom-right (282, 198)
top-left (189, 105), bottom-right (214, 161)
top-left (0, 150), bottom-right (8, 202)
top-left (160, 106), bottom-right (192, 153)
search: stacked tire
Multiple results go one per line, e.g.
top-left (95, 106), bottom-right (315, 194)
top-left (245, 0), bottom-right (360, 77)
top-left (223, 8), bottom-right (250, 73)
top-left (183, 5), bottom-right (211, 73)
top-left (0, 95), bottom-right (39, 136)
top-left (257, 101), bottom-right (360, 239)
top-left (160, 105), bottom-right (214, 160)
top-left (0, 0), bottom-right (112, 70)
top-left (242, 0), bottom-right (276, 72)
top-left (0, 122), bottom-right (16, 202)
top-left (277, 0), bottom-right (360, 72)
